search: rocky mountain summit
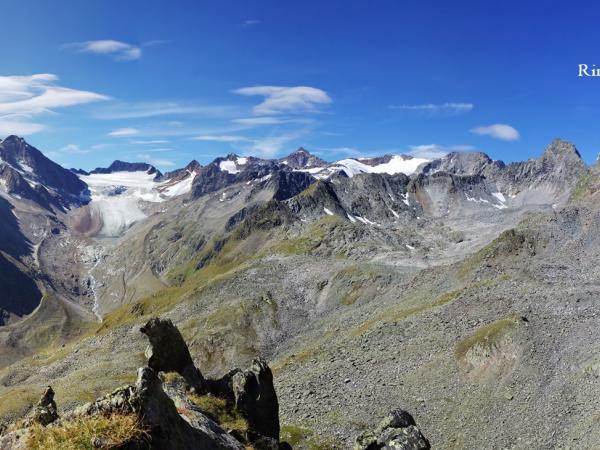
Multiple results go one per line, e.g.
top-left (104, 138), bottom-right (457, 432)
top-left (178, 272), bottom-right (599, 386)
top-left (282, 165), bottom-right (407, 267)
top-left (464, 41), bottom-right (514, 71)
top-left (75, 160), bottom-right (162, 179)
top-left (0, 135), bottom-right (88, 208)
top-left (1, 135), bottom-right (599, 449)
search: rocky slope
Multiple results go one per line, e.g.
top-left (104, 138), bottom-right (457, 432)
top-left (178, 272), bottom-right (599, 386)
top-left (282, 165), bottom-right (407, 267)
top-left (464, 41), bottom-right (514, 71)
top-left (0, 136), bottom-right (598, 449)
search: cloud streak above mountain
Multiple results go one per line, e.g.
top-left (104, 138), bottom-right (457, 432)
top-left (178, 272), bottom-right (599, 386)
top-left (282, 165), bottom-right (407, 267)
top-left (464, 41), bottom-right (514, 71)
top-left (471, 124), bottom-right (520, 141)
top-left (234, 86), bottom-right (332, 115)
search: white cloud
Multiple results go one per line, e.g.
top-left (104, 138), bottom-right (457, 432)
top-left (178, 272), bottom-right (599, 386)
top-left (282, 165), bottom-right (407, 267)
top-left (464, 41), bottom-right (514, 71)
top-left (470, 124), bottom-right (520, 141)
top-left (234, 85), bottom-right (332, 115)
top-left (65, 40), bottom-right (142, 61)
top-left (389, 103), bottom-right (474, 114)
top-left (0, 74), bottom-right (109, 135)
top-left (108, 127), bottom-right (139, 137)
top-left (192, 135), bottom-right (249, 142)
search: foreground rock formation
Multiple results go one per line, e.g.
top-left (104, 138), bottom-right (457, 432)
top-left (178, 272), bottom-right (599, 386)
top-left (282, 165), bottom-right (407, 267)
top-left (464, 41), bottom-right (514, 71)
top-left (0, 317), bottom-right (428, 449)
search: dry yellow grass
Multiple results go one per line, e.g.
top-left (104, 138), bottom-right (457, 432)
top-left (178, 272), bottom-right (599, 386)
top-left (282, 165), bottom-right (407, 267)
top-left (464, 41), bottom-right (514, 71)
top-left (26, 413), bottom-right (148, 450)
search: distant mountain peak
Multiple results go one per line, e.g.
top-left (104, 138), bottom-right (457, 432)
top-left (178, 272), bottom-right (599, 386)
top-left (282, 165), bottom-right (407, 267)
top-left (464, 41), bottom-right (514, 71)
top-left (542, 138), bottom-right (582, 161)
top-left (279, 147), bottom-right (327, 169)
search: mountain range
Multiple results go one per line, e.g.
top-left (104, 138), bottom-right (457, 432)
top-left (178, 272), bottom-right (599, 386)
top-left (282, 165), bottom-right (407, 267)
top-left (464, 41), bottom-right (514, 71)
top-left (1, 134), bottom-right (599, 448)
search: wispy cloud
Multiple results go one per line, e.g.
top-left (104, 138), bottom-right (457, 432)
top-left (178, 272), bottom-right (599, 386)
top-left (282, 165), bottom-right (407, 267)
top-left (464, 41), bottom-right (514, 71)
top-left (249, 130), bottom-right (306, 158)
top-left (95, 101), bottom-right (237, 120)
top-left (64, 40), bottom-right (142, 61)
top-left (389, 103), bottom-right (474, 115)
top-left (242, 19), bottom-right (261, 27)
top-left (0, 74), bottom-right (109, 135)
top-left (318, 146), bottom-right (362, 157)
top-left (0, 118), bottom-right (45, 136)
top-left (409, 144), bottom-right (476, 159)
top-left (470, 124), bottom-right (519, 141)
top-left (233, 85), bottom-right (332, 115)
top-left (131, 139), bottom-right (170, 145)
top-left (192, 135), bottom-right (249, 142)
top-left (59, 143), bottom-right (90, 154)
top-left (108, 127), bottom-right (139, 137)
top-left (233, 117), bottom-right (286, 126)
top-left (136, 153), bottom-right (176, 167)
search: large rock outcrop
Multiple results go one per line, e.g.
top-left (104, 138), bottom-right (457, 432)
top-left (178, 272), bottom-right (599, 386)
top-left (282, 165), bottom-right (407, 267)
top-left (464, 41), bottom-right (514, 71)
top-left (141, 317), bottom-right (281, 446)
top-left (140, 318), bottom-right (207, 393)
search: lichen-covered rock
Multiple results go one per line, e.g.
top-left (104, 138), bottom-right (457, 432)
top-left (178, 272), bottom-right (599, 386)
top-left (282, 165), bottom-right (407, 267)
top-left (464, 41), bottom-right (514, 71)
top-left (28, 386), bottom-right (59, 426)
top-left (140, 317), bottom-right (206, 393)
top-left (354, 409), bottom-right (430, 450)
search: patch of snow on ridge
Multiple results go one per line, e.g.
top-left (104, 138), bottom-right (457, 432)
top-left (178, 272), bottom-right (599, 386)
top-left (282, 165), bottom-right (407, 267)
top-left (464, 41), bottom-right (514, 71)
top-left (332, 156), bottom-right (429, 178)
top-left (323, 207), bottom-right (334, 216)
top-left (492, 192), bottom-right (506, 203)
top-left (220, 156), bottom-right (247, 174)
top-left (219, 160), bottom-right (239, 174)
top-left (162, 171), bottom-right (197, 197)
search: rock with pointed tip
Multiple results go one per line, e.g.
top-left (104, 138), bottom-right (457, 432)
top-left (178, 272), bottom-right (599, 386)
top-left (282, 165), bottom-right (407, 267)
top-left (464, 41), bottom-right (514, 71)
top-left (140, 317), bottom-right (206, 393)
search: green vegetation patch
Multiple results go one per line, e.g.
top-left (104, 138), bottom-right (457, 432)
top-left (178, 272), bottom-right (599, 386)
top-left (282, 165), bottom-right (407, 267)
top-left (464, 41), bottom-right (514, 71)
top-left (351, 287), bottom-right (465, 337)
top-left (458, 228), bottom-right (539, 280)
top-left (270, 215), bottom-right (344, 256)
top-left (454, 316), bottom-right (520, 361)
top-left (187, 393), bottom-right (248, 434)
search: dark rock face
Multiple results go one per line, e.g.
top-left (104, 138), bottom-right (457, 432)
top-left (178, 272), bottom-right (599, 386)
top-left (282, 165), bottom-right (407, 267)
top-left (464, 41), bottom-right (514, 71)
top-left (0, 252), bottom-right (42, 324)
top-left (355, 409), bottom-right (430, 450)
top-left (231, 358), bottom-right (280, 441)
top-left (271, 171), bottom-right (314, 201)
top-left (140, 318), bottom-right (206, 393)
top-left (191, 162), bottom-right (239, 199)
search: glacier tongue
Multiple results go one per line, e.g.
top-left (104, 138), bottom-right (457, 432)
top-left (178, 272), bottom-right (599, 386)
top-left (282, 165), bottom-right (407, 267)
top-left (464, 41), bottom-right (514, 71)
top-left (79, 170), bottom-right (195, 237)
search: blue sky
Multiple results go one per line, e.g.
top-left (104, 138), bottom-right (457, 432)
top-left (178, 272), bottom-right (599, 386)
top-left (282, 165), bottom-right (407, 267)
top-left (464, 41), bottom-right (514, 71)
top-left (2, 0), bottom-right (600, 170)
